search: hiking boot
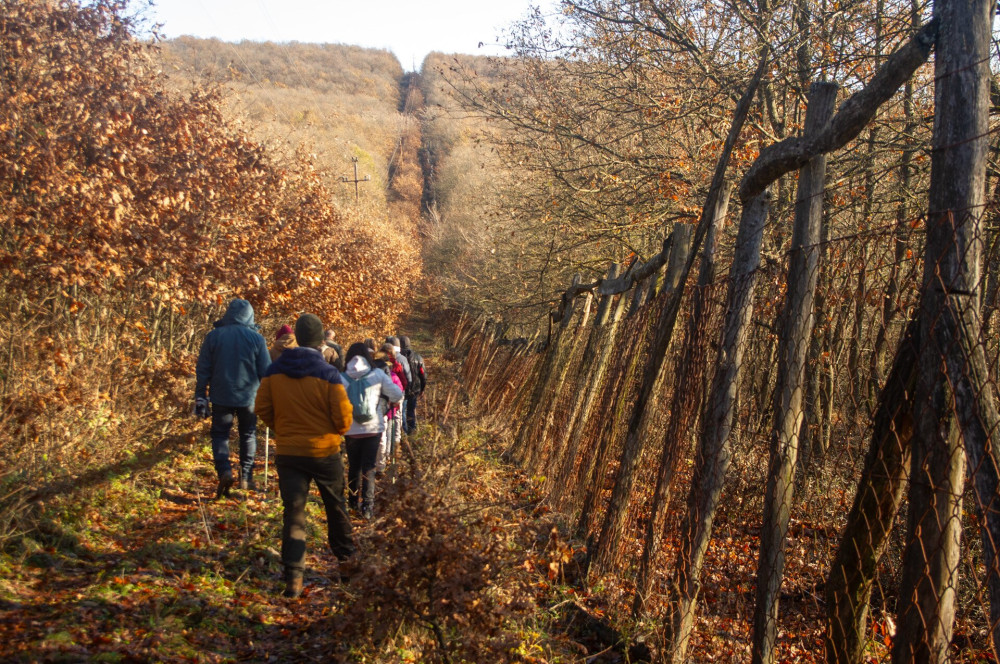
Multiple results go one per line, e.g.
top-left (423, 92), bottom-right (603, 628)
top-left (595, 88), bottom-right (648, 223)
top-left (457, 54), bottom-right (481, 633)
top-left (239, 474), bottom-right (256, 492)
top-left (337, 557), bottom-right (357, 584)
top-left (283, 573), bottom-right (303, 599)
top-left (215, 471), bottom-right (234, 499)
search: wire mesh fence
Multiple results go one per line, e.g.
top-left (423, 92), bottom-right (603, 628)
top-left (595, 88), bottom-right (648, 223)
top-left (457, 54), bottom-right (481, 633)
top-left (447, 15), bottom-right (1000, 658)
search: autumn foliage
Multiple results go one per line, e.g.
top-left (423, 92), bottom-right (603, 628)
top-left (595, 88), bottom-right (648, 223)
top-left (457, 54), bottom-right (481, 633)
top-left (0, 0), bottom-right (419, 532)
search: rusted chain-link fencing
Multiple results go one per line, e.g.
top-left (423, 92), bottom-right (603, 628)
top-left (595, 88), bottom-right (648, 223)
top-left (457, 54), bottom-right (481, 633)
top-left (450, 10), bottom-right (1000, 661)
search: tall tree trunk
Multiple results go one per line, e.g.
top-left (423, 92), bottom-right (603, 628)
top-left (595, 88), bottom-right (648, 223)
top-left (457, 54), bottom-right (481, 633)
top-left (825, 319), bottom-right (918, 664)
top-left (751, 81), bottom-right (838, 664)
top-left (892, 0), bottom-right (994, 658)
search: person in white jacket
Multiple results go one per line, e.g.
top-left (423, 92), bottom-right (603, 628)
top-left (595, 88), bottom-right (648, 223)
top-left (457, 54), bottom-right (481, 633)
top-left (341, 342), bottom-right (403, 519)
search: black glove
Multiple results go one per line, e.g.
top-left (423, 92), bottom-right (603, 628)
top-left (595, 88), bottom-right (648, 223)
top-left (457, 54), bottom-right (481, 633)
top-left (194, 397), bottom-right (210, 419)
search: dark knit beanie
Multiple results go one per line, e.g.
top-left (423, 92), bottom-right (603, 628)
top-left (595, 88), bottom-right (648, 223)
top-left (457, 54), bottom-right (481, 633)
top-left (295, 314), bottom-right (324, 348)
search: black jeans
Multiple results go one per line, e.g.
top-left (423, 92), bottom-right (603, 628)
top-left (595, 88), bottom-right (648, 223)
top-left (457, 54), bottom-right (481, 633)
top-left (344, 434), bottom-right (380, 514)
top-left (405, 395), bottom-right (418, 434)
top-left (276, 454), bottom-right (355, 575)
top-left (210, 405), bottom-right (256, 479)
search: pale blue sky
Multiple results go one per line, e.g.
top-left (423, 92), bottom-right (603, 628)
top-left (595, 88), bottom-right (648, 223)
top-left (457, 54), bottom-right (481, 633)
top-left (142, 0), bottom-right (558, 70)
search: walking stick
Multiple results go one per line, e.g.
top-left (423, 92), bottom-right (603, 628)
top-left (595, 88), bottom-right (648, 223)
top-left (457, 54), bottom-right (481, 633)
top-left (264, 427), bottom-right (269, 493)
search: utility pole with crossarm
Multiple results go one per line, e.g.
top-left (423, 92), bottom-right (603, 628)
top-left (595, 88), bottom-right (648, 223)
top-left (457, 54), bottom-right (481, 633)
top-left (340, 157), bottom-right (370, 204)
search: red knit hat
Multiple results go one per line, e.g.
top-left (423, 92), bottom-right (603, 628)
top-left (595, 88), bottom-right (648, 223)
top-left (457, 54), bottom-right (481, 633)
top-left (276, 324), bottom-right (294, 340)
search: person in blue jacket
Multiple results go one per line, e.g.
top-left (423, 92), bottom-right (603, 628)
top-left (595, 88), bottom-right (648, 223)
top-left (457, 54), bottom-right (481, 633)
top-left (195, 299), bottom-right (271, 498)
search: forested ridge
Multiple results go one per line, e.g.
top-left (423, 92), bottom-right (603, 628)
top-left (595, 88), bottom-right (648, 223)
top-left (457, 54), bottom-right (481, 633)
top-left (3, 0), bottom-right (1000, 662)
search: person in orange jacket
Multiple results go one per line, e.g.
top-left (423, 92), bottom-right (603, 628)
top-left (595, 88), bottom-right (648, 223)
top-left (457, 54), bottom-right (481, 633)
top-left (255, 314), bottom-right (354, 598)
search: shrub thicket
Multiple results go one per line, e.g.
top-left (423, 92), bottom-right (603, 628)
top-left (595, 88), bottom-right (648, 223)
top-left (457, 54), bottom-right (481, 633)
top-left (0, 0), bottom-right (419, 539)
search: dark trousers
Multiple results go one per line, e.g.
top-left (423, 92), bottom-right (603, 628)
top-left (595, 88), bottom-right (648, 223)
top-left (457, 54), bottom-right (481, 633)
top-left (210, 405), bottom-right (256, 479)
top-left (405, 395), bottom-right (418, 434)
top-left (276, 454), bottom-right (355, 575)
top-left (344, 434), bottom-right (380, 514)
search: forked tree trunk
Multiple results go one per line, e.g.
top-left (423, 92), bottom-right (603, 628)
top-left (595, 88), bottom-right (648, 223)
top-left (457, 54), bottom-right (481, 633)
top-left (751, 80), bottom-right (837, 664)
top-left (892, 0), bottom-right (995, 658)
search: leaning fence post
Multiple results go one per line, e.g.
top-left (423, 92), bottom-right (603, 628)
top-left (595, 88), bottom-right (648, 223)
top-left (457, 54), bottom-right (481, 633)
top-left (550, 264), bottom-right (626, 505)
top-left (517, 274), bottom-right (582, 466)
top-left (751, 80), bottom-right (838, 664)
top-left (591, 221), bottom-right (694, 572)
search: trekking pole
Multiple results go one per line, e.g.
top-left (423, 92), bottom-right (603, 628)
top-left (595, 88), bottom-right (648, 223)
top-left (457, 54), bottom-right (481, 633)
top-left (264, 427), bottom-right (270, 494)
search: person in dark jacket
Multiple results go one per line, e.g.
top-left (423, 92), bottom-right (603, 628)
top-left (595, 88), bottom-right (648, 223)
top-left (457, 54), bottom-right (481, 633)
top-left (255, 314), bottom-right (355, 598)
top-left (399, 336), bottom-right (426, 434)
top-left (195, 299), bottom-right (271, 498)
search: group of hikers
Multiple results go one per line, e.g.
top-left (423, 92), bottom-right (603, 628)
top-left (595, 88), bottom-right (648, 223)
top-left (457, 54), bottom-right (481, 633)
top-left (193, 299), bottom-right (427, 598)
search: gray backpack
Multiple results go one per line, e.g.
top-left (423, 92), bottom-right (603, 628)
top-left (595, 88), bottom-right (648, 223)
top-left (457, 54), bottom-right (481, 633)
top-left (343, 370), bottom-right (375, 424)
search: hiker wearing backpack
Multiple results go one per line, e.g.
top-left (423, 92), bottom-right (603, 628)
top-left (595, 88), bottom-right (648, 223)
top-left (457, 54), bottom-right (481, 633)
top-left (385, 336), bottom-right (412, 385)
top-left (341, 342), bottom-right (403, 519)
top-left (372, 346), bottom-right (405, 475)
top-left (194, 299), bottom-right (271, 498)
top-left (398, 336), bottom-right (426, 434)
top-left (254, 314), bottom-right (355, 598)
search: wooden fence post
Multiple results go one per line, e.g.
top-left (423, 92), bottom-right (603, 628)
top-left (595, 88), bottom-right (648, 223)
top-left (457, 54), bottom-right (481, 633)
top-left (542, 265), bottom-right (619, 485)
top-left (550, 265), bottom-right (627, 506)
top-left (665, 188), bottom-right (772, 663)
top-left (592, 222), bottom-right (694, 571)
top-left (633, 183), bottom-right (732, 615)
top-left (520, 274), bottom-right (583, 468)
top-left (751, 80), bottom-right (838, 664)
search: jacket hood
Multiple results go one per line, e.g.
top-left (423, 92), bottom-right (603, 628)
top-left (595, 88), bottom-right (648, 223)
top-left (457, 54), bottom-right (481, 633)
top-left (272, 333), bottom-right (297, 350)
top-left (267, 346), bottom-right (332, 380)
top-left (346, 355), bottom-right (372, 379)
top-left (399, 336), bottom-right (412, 351)
top-left (222, 299), bottom-right (255, 327)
